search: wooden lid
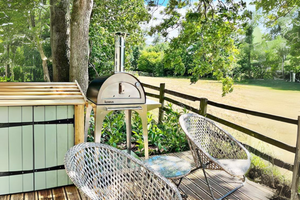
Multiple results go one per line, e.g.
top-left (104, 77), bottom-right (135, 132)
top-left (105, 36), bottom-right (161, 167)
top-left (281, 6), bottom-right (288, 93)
top-left (0, 81), bottom-right (86, 106)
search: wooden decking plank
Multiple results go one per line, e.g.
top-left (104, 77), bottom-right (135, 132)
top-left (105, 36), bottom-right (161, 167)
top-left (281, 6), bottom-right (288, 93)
top-left (173, 151), bottom-right (254, 199)
top-left (77, 188), bottom-right (89, 200)
top-left (180, 178), bottom-right (210, 200)
top-left (65, 186), bottom-right (81, 200)
top-left (10, 193), bottom-right (24, 200)
top-left (184, 171), bottom-right (225, 199)
top-left (52, 187), bottom-right (67, 200)
top-left (0, 195), bottom-right (10, 200)
top-left (24, 192), bottom-right (35, 200)
top-left (38, 189), bottom-right (52, 200)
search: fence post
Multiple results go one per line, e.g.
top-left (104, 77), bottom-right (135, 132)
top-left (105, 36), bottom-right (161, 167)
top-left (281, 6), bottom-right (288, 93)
top-left (199, 98), bottom-right (208, 116)
top-left (291, 116), bottom-right (300, 200)
top-left (158, 83), bottom-right (165, 124)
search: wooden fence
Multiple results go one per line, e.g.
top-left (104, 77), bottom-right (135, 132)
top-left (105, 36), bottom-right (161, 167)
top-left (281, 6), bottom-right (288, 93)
top-left (142, 82), bottom-right (300, 200)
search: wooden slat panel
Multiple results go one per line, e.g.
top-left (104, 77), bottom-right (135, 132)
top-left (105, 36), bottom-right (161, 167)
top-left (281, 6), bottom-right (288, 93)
top-left (22, 107), bottom-right (34, 192)
top-left (0, 99), bottom-right (85, 106)
top-left (45, 106), bottom-right (58, 189)
top-left (34, 106), bottom-right (46, 190)
top-left (67, 106), bottom-right (75, 184)
top-left (57, 106), bottom-right (68, 186)
top-left (0, 107), bottom-right (9, 195)
top-left (9, 107), bottom-right (23, 193)
top-left (38, 190), bottom-right (52, 200)
top-left (65, 186), bottom-right (81, 200)
top-left (52, 187), bottom-right (67, 200)
top-left (0, 95), bottom-right (84, 100)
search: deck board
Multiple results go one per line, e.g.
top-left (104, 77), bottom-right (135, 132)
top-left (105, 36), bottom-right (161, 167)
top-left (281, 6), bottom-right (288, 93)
top-left (38, 190), bottom-right (52, 200)
top-left (64, 186), bottom-right (81, 200)
top-left (10, 193), bottom-right (24, 200)
top-left (52, 188), bottom-right (67, 200)
top-left (24, 192), bottom-right (35, 200)
top-left (0, 151), bottom-right (274, 200)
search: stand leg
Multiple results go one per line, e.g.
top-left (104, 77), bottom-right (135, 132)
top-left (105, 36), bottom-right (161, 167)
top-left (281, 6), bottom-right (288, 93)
top-left (84, 104), bottom-right (93, 142)
top-left (95, 107), bottom-right (109, 143)
top-left (125, 110), bottom-right (132, 155)
top-left (136, 108), bottom-right (148, 159)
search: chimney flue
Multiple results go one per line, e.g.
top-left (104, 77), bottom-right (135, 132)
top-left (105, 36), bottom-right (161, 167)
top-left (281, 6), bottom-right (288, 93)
top-left (115, 32), bottom-right (126, 72)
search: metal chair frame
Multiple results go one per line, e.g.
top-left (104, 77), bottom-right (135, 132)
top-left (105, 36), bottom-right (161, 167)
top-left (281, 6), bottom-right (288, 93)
top-left (179, 113), bottom-right (251, 200)
top-left (64, 142), bottom-right (182, 200)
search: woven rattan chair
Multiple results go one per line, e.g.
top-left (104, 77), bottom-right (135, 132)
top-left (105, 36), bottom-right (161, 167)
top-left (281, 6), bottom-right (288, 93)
top-left (179, 113), bottom-right (251, 200)
top-left (64, 142), bottom-right (182, 200)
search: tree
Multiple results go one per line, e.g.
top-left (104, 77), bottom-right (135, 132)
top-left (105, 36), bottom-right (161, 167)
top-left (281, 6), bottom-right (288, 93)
top-left (137, 47), bottom-right (164, 75)
top-left (88, 0), bottom-right (150, 79)
top-left (69, 0), bottom-right (93, 94)
top-left (150, 0), bottom-right (248, 95)
top-left (50, 0), bottom-right (70, 82)
top-left (28, 3), bottom-right (51, 82)
top-left (0, 0), bottom-right (51, 81)
top-left (286, 11), bottom-right (300, 76)
top-left (253, 0), bottom-right (300, 25)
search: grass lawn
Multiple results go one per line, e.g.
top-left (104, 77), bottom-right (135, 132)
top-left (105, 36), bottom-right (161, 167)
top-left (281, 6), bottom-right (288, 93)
top-left (139, 76), bottom-right (300, 180)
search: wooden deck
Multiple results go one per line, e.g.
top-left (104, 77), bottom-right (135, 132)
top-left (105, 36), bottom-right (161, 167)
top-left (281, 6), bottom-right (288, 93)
top-left (0, 151), bottom-right (274, 200)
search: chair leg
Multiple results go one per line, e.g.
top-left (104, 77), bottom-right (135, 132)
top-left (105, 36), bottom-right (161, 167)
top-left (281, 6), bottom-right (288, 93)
top-left (194, 150), bottom-right (246, 200)
top-left (195, 151), bottom-right (216, 200)
top-left (216, 175), bottom-right (246, 200)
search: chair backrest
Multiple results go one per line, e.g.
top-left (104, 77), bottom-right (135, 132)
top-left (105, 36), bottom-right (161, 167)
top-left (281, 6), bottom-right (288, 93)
top-left (64, 143), bottom-right (182, 200)
top-left (179, 113), bottom-right (249, 160)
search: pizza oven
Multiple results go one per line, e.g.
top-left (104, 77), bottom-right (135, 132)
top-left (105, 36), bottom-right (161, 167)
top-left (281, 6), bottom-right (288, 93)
top-left (86, 32), bottom-right (146, 105)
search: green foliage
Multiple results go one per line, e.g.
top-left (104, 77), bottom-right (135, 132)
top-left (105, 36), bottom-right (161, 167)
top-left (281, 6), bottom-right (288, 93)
top-left (89, 0), bottom-right (150, 78)
top-left (235, 12), bottom-right (290, 81)
top-left (253, 0), bottom-right (300, 26)
top-left (286, 11), bottom-right (300, 74)
top-left (137, 48), bottom-right (164, 76)
top-left (0, 0), bottom-right (51, 81)
top-left (249, 154), bottom-right (291, 199)
top-left (87, 104), bottom-right (189, 156)
top-left (149, 0), bottom-right (248, 95)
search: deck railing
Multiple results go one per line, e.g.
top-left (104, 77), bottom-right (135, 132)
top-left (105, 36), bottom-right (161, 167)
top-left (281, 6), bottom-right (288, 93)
top-left (142, 82), bottom-right (300, 200)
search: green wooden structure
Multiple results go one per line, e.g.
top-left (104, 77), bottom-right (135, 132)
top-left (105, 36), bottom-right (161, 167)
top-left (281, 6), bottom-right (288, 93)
top-left (0, 82), bottom-right (86, 195)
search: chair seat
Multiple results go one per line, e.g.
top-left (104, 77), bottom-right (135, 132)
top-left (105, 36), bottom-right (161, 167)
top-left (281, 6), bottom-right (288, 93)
top-left (218, 159), bottom-right (250, 176)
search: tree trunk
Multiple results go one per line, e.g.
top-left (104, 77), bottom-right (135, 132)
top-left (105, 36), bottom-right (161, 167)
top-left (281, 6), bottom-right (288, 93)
top-left (30, 11), bottom-right (50, 82)
top-left (5, 44), bottom-right (10, 78)
top-left (69, 0), bottom-right (93, 94)
top-left (50, 0), bottom-right (70, 82)
top-left (282, 55), bottom-right (285, 78)
top-left (37, 41), bottom-right (51, 82)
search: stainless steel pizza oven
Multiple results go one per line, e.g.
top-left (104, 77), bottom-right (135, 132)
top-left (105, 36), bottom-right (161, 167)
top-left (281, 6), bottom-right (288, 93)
top-left (86, 32), bottom-right (146, 105)
top-left (86, 73), bottom-right (145, 105)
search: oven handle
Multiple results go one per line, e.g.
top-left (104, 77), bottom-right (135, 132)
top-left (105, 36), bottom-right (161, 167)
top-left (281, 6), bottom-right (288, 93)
top-left (105, 106), bottom-right (142, 111)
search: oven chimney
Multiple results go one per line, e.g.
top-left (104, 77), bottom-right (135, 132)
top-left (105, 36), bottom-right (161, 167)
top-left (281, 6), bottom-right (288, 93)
top-left (114, 32), bottom-right (126, 72)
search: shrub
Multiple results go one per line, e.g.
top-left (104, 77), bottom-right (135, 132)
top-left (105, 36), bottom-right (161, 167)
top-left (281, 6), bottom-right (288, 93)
top-left (87, 104), bottom-right (189, 156)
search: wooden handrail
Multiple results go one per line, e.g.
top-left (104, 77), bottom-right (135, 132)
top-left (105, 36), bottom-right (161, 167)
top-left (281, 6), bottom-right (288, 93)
top-left (208, 100), bottom-right (298, 125)
top-left (206, 113), bottom-right (296, 153)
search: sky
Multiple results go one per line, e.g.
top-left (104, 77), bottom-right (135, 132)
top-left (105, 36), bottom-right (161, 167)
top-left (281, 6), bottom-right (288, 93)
top-left (143, 0), bottom-right (256, 45)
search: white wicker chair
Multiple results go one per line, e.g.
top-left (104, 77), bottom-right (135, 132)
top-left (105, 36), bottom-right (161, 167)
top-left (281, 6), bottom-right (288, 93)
top-left (179, 113), bottom-right (251, 200)
top-left (64, 143), bottom-right (182, 200)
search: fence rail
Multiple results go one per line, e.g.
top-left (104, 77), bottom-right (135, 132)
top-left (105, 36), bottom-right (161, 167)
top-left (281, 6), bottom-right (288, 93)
top-left (142, 82), bottom-right (300, 200)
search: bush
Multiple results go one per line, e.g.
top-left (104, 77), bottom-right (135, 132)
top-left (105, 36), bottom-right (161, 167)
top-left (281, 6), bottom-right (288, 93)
top-left (87, 103), bottom-right (189, 156)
